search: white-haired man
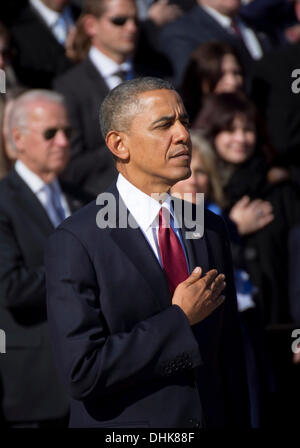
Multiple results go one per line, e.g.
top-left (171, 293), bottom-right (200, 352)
top-left (0, 90), bottom-right (91, 427)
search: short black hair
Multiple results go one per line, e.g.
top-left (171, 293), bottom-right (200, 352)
top-left (99, 77), bottom-right (175, 138)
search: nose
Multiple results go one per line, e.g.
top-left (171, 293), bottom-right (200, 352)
top-left (54, 129), bottom-right (69, 147)
top-left (126, 17), bottom-right (138, 33)
top-left (233, 128), bottom-right (246, 142)
top-left (173, 120), bottom-right (190, 144)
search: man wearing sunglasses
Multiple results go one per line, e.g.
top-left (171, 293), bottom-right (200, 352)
top-left (0, 90), bottom-right (91, 427)
top-left (55, 0), bottom-right (167, 197)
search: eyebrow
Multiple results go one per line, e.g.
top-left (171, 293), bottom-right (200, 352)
top-left (151, 113), bottom-right (190, 127)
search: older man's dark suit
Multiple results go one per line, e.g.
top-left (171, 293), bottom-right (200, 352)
top-left (45, 183), bottom-right (250, 428)
top-left (159, 4), bottom-right (271, 87)
top-left (0, 169), bottom-right (90, 424)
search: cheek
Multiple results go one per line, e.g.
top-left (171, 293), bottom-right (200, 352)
top-left (246, 133), bottom-right (256, 150)
top-left (215, 134), bottom-right (229, 155)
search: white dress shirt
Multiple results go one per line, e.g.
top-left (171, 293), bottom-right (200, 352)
top-left (15, 160), bottom-right (71, 226)
top-left (202, 4), bottom-right (263, 60)
top-left (89, 46), bottom-right (134, 90)
top-left (30, 0), bottom-right (74, 44)
top-left (116, 173), bottom-right (190, 270)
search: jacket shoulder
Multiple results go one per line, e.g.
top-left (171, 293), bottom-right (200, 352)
top-left (54, 59), bottom-right (92, 89)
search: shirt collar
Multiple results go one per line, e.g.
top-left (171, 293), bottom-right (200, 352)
top-left (201, 4), bottom-right (233, 29)
top-left (88, 46), bottom-right (132, 79)
top-left (116, 173), bottom-right (174, 233)
top-left (30, 0), bottom-right (60, 27)
top-left (15, 160), bottom-right (58, 195)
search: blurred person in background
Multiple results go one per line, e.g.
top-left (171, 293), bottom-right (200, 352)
top-left (0, 22), bottom-right (19, 91)
top-left (240, 0), bottom-right (300, 45)
top-left (55, 0), bottom-right (168, 196)
top-left (2, 87), bottom-right (28, 165)
top-left (180, 41), bottom-right (244, 124)
top-left (171, 131), bottom-right (275, 427)
top-left (195, 92), bottom-right (300, 326)
top-left (10, 0), bottom-right (81, 88)
top-left (0, 89), bottom-right (91, 427)
top-left (194, 92), bottom-right (300, 427)
top-left (159, 0), bottom-right (272, 87)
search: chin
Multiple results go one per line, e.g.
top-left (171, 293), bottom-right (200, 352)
top-left (171, 167), bottom-right (191, 184)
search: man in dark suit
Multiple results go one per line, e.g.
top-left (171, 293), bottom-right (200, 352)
top-left (250, 41), bottom-right (300, 189)
top-left (54, 0), bottom-right (171, 197)
top-left (10, 0), bottom-right (80, 88)
top-left (159, 0), bottom-right (272, 87)
top-left (0, 90), bottom-right (91, 427)
top-left (45, 77), bottom-right (250, 428)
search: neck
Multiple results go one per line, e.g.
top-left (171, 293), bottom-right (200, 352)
top-left (93, 44), bottom-right (127, 65)
top-left (18, 159), bottom-right (57, 184)
top-left (118, 168), bottom-right (171, 197)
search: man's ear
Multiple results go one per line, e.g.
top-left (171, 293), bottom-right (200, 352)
top-left (106, 131), bottom-right (130, 162)
top-left (11, 127), bottom-right (25, 154)
top-left (82, 14), bottom-right (99, 38)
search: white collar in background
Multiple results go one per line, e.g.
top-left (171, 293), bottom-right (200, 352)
top-left (116, 173), bottom-right (174, 234)
top-left (201, 4), bottom-right (233, 29)
top-left (15, 160), bottom-right (59, 195)
top-left (30, 0), bottom-right (60, 27)
top-left (89, 46), bottom-right (132, 79)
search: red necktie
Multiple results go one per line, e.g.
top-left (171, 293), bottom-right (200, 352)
top-left (158, 207), bottom-right (189, 295)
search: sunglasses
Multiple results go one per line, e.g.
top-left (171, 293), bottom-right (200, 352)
top-left (109, 16), bottom-right (138, 26)
top-left (43, 126), bottom-right (73, 140)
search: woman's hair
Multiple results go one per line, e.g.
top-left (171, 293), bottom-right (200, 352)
top-left (180, 41), bottom-right (243, 123)
top-left (190, 130), bottom-right (225, 207)
top-left (195, 92), bottom-right (256, 142)
top-left (193, 92), bottom-right (276, 197)
top-left (0, 21), bottom-right (10, 43)
top-left (68, 0), bottom-right (108, 62)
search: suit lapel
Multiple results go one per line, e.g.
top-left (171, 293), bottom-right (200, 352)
top-left (27, 5), bottom-right (67, 53)
top-left (85, 57), bottom-right (110, 94)
top-left (108, 185), bottom-right (171, 309)
top-left (198, 6), bottom-right (253, 59)
top-left (8, 170), bottom-right (54, 234)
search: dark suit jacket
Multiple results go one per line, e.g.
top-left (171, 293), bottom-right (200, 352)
top-left (53, 58), bottom-right (118, 197)
top-left (10, 3), bottom-right (79, 88)
top-left (240, 0), bottom-right (296, 45)
top-left (0, 169), bottom-right (91, 423)
top-left (45, 183), bottom-right (250, 428)
top-left (159, 4), bottom-right (272, 87)
top-left (250, 42), bottom-right (300, 189)
top-left (288, 224), bottom-right (300, 324)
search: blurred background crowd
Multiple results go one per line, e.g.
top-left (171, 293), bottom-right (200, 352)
top-left (1, 0), bottom-right (300, 429)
